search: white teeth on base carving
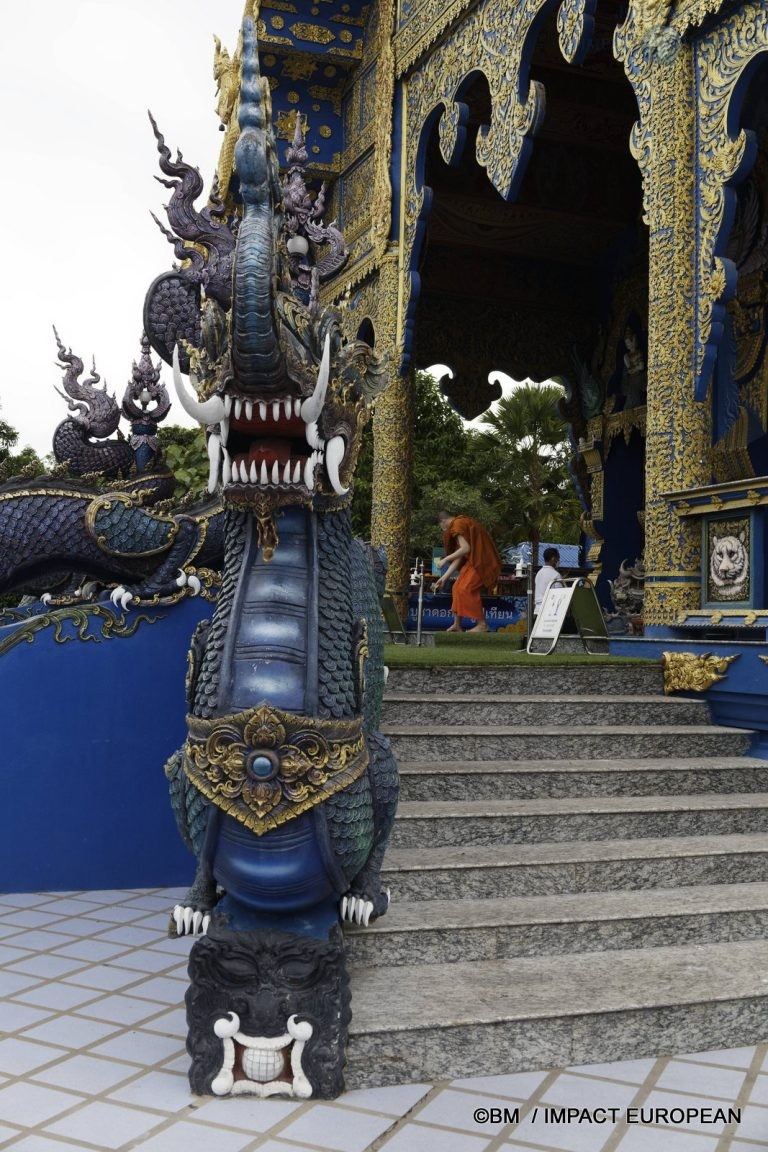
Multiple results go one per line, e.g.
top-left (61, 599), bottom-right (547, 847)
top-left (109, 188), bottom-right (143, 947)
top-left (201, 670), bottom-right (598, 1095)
top-left (271, 460), bottom-right (280, 484)
top-left (234, 398), bottom-right (243, 420)
top-left (222, 452), bottom-right (232, 485)
top-left (245, 400), bottom-right (253, 421)
top-left (293, 460), bottom-right (301, 483)
top-left (207, 433), bottom-right (221, 493)
top-left (303, 456), bottom-right (315, 490)
top-left (284, 398), bottom-right (292, 419)
top-left (272, 401), bottom-right (280, 421)
top-left (294, 398), bottom-right (302, 417)
top-left (250, 460), bottom-right (258, 484)
top-left (259, 401), bottom-right (267, 420)
top-left (306, 421), bottom-right (322, 450)
top-left (283, 460), bottom-right (291, 482)
top-left (260, 460), bottom-right (268, 484)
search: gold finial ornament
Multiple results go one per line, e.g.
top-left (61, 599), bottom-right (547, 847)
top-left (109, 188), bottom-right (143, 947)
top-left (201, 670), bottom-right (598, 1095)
top-left (662, 651), bottom-right (739, 694)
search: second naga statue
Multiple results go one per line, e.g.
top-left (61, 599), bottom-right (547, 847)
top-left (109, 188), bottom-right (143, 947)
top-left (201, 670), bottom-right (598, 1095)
top-left (152, 18), bottom-right (398, 1100)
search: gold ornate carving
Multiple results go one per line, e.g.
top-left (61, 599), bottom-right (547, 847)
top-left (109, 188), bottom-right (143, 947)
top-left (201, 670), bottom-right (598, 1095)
top-left (693, 2), bottom-right (768, 399)
top-left (289, 22), bottom-right (336, 44)
top-left (615, 6), bottom-right (709, 628)
top-left (0, 605), bottom-right (161, 657)
top-left (183, 703), bottom-right (368, 835)
top-left (662, 651), bottom-right (739, 694)
top-left (395, 0), bottom-right (478, 77)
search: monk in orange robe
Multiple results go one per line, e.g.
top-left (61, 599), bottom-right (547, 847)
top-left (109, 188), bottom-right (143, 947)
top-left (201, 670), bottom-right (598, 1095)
top-left (433, 511), bottom-right (502, 632)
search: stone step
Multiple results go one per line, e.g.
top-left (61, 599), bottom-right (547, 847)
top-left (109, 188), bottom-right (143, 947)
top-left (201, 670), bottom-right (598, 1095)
top-left (383, 724), bottom-right (753, 761)
top-left (391, 792), bottom-right (768, 848)
top-left (381, 833), bottom-right (768, 899)
top-left (345, 938), bottom-right (768, 1087)
top-left (397, 756), bottom-right (768, 800)
top-left (344, 881), bottom-right (768, 967)
top-left (382, 693), bottom-right (709, 727)
top-left (387, 664), bottom-right (664, 696)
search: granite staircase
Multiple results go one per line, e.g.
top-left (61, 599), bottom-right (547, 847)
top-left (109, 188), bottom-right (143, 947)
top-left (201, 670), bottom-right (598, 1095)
top-left (343, 663), bottom-right (768, 1088)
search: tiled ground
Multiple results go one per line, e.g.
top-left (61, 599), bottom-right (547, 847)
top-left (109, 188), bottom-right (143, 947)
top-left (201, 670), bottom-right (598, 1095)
top-left (0, 889), bottom-right (766, 1152)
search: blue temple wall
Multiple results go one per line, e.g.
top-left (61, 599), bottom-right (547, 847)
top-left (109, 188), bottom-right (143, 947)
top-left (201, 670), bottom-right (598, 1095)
top-left (0, 598), bottom-right (213, 894)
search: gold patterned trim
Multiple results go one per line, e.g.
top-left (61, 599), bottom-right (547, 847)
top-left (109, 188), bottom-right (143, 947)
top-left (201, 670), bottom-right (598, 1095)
top-left (184, 703), bottom-right (368, 835)
top-left (0, 605), bottom-right (161, 657)
top-left (662, 651), bottom-right (739, 694)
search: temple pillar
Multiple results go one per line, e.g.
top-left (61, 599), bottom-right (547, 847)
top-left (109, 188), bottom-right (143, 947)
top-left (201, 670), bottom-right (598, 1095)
top-left (371, 364), bottom-right (413, 620)
top-left (618, 22), bottom-right (711, 630)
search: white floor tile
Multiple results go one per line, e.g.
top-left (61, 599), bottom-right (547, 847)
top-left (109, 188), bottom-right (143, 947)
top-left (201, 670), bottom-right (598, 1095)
top-left (505, 1110), bottom-right (615, 1152)
top-left (77, 994), bottom-right (170, 1025)
top-left (122, 897), bottom-right (179, 913)
top-left (413, 1088), bottom-right (518, 1135)
top-left (133, 1119), bottom-right (253, 1152)
top-left (565, 1058), bottom-right (657, 1085)
top-left (33, 1054), bottom-right (138, 1094)
top-left (613, 1127), bottom-right (719, 1151)
top-left (146, 938), bottom-right (195, 957)
top-left (0, 1081), bottom-right (85, 1126)
top-left (654, 1059), bottom-right (747, 1101)
top-left (128, 976), bottom-right (187, 1005)
top-left (734, 1105), bottom-right (768, 1142)
top-left (636, 1091), bottom-right (729, 1134)
top-left (52, 940), bottom-right (130, 962)
top-left (0, 894), bottom-right (52, 909)
top-left (139, 1009), bottom-right (188, 1038)
top-left (44, 1100), bottom-right (164, 1148)
top-left (92, 1031), bottom-right (184, 1067)
top-left (8, 931), bottom-right (81, 952)
top-left (278, 1103), bottom-right (395, 1151)
top-left (22, 1014), bottom-right (119, 1048)
top-left (0, 1003), bottom-right (52, 1032)
top-left (381, 1123), bottom-right (489, 1152)
top-left (34, 899), bottom-right (105, 916)
top-left (13, 983), bottom-right (101, 1011)
top-left (0, 944), bottom-right (33, 964)
top-left (340, 1083), bottom-right (432, 1116)
top-left (1, 1138), bottom-right (89, 1152)
top-left (74, 891), bottom-right (138, 905)
top-left (108, 1070), bottom-right (193, 1112)
top-left (63, 965), bottom-right (145, 992)
top-left (748, 1074), bottom-right (768, 1107)
top-left (94, 926), bottom-right (167, 947)
top-left (543, 1073), bottom-right (638, 1111)
top-left (0, 911), bottom-right (65, 930)
top-left (6, 955), bottom-right (86, 979)
top-left (0, 971), bottom-right (44, 996)
top-left (189, 1095), bottom-right (302, 1131)
top-left (452, 1071), bottom-right (548, 1097)
top-left (0, 1038), bottom-right (68, 1076)
top-left (116, 951), bottom-right (186, 975)
top-left (0, 1125), bottom-right (21, 1143)
top-left (678, 1047), bottom-right (758, 1070)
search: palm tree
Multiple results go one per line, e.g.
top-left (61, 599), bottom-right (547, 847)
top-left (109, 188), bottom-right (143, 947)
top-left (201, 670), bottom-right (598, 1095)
top-left (471, 381), bottom-right (581, 564)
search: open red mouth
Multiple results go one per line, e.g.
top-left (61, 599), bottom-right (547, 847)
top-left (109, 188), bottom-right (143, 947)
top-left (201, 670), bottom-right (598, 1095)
top-left (216, 394), bottom-right (322, 491)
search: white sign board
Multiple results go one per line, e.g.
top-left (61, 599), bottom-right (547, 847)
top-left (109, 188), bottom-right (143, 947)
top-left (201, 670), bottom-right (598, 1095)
top-left (527, 578), bottom-right (607, 655)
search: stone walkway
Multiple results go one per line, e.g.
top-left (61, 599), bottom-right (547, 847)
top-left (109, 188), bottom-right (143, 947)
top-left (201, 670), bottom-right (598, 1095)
top-left (0, 888), bottom-right (766, 1151)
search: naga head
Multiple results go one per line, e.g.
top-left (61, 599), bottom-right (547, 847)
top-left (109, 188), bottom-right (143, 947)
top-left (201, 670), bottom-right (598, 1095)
top-left (170, 17), bottom-right (385, 510)
top-left (53, 327), bottom-right (121, 440)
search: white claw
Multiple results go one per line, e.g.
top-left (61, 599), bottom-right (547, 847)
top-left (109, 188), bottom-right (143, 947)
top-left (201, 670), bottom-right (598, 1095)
top-left (301, 333), bottom-right (330, 423)
top-left (346, 896), bottom-right (356, 922)
top-left (175, 569), bottom-right (187, 588)
top-left (259, 401), bottom-right (267, 420)
top-left (192, 910), bottom-right (203, 934)
top-left (234, 398), bottom-right (243, 420)
top-left (363, 901), bottom-right (373, 927)
top-left (187, 575), bottom-right (201, 596)
top-left (109, 587), bottom-right (123, 606)
top-left (172, 905), bottom-right (184, 935)
top-left (245, 400), bottom-right (253, 421)
top-left (41, 592), bottom-right (53, 606)
top-left (260, 460), bottom-right (268, 484)
top-left (202, 914), bottom-right (210, 934)
top-left (385, 887), bottom-right (391, 908)
top-left (293, 459), bottom-right (302, 484)
top-left (271, 460), bottom-right (280, 484)
top-left (355, 899), bottom-right (365, 925)
top-left (120, 591), bottom-right (134, 611)
top-left (341, 896), bottom-right (348, 920)
top-left (325, 435), bottom-right (349, 496)
top-left (303, 455), bottom-right (315, 490)
top-left (171, 347), bottom-right (226, 426)
top-left (250, 460), bottom-right (258, 484)
top-left (283, 460), bottom-right (291, 482)
top-left (182, 907), bottom-right (193, 934)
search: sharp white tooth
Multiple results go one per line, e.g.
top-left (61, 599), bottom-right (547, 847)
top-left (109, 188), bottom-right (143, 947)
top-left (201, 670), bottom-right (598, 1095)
top-left (239, 460), bottom-right (249, 483)
top-left (284, 398), bottom-right (292, 418)
top-left (234, 398), bottom-right (243, 419)
top-left (250, 460), bottom-right (258, 483)
top-left (341, 896), bottom-right (348, 920)
top-left (272, 401), bottom-right (280, 421)
top-left (171, 346), bottom-right (226, 426)
top-left (260, 460), bottom-right (268, 484)
top-left (223, 395), bottom-right (232, 416)
top-left (294, 398), bottom-right (302, 417)
top-left (303, 455), bottom-right (315, 490)
top-left (283, 460), bottom-right (291, 482)
top-left (355, 899), bottom-right (364, 925)
top-left (192, 910), bottom-right (203, 934)
top-left (306, 421), bottom-right (322, 450)
top-left (182, 907), bottom-right (193, 934)
top-left (245, 400), bottom-right (253, 421)
top-left (326, 435), bottom-right (349, 496)
top-left (293, 460), bottom-right (301, 483)
top-left (220, 416), bottom-right (229, 446)
top-left (271, 460), bottom-right (280, 484)
top-left (301, 333), bottom-right (330, 423)
top-left (222, 454), bottom-right (231, 485)
top-left (259, 402), bottom-right (267, 420)
top-left (207, 433), bottom-right (221, 494)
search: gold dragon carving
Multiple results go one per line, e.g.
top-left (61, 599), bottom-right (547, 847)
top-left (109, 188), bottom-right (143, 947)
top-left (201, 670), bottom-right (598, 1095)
top-left (662, 651), bottom-right (739, 694)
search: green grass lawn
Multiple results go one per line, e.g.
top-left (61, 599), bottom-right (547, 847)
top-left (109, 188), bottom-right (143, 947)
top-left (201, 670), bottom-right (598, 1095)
top-left (383, 644), bottom-right (658, 667)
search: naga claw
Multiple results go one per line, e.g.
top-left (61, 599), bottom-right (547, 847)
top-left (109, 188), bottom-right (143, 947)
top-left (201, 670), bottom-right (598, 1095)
top-left (170, 903), bottom-right (210, 937)
top-left (339, 893), bottom-right (376, 928)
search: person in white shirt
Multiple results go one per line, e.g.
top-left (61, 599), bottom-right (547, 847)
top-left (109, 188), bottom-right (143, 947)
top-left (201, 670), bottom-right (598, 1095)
top-left (534, 548), bottom-right (561, 614)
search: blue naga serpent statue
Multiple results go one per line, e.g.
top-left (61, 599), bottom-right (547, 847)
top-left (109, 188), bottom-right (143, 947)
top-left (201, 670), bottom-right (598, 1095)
top-left (159, 19), bottom-right (398, 1100)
